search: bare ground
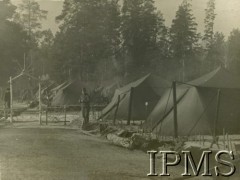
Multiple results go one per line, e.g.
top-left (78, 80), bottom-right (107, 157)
top-left (0, 110), bottom-right (239, 179)
top-left (0, 127), bottom-right (154, 180)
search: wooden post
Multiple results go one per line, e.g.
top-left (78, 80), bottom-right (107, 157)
top-left (213, 89), bottom-right (221, 139)
top-left (39, 80), bottom-right (42, 125)
top-left (200, 135), bottom-right (202, 145)
top-left (223, 128), bottom-right (225, 150)
top-left (10, 76), bottom-right (13, 123)
top-left (127, 87), bottom-right (134, 125)
top-left (230, 138), bottom-right (233, 152)
top-left (202, 135), bottom-right (205, 146)
top-left (227, 133), bottom-right (230, 151)
top-left (182, 59), bottom-right (185, 82)
top-left (46, 107), bottom-right (48, 125)
top-left (113, 95), bottom-right (120, 125)
top-left (64, 105), bottom-right (67, 126)
top-left (172, 81), bottom-right (178, 139)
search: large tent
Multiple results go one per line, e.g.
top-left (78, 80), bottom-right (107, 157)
top-left (144, 67), bottom-right (240, 136)
top-left (101, 74), bottom-right (171, 120)
top-left (51, 80), bottom-right (94, 106)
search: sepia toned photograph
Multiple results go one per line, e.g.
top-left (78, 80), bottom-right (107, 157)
top-left (0, 0), bottom-right (240, 179)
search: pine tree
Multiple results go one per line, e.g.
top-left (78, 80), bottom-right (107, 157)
top-left (14, 0), bottom-right (47, 33)
top-left (169, 0), bottom-right (200, 81)
top-left (203, 0), bottom-right (216, 49)
top-left (121, 0), bottom-right (166, 74)
top-left (0, 0), bottom-right (16, 22)
top-left (202, 0), bottom-right (222, 73)
top-left (52, 0), bottom-right (121, 82)
top-left (13, 0), bottom-right (48, 77)
top-left (0, 0), bottom-right (28, 84)
top-left (227, 29), bottom-right (240, 74)
top-left (205, 32), bottom-right (226, 70)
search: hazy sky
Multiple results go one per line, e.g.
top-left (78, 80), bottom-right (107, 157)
top-left (11, 0), bottom-right (240, 37)
top-left (156, 0), bottom-right (240, 37)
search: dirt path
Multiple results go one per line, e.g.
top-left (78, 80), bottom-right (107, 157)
top-left (0, 127), bottom-right (154, 180)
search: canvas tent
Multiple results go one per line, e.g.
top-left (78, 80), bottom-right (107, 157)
top-left (51, 80), bottom-right (94, 106)
top-left (101, 82), bottom-right (120, 100)
top-left (144, 67), bottom-right (240, 136)
top-left (101, 74), bottom-right (171, 120)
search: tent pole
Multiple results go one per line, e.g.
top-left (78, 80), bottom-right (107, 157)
top-left (214, 90), bottom-right (221, 138)
top-left (172, 81), bottom-right (178, 139)
top-left (46, 106), bottom-right (48, 125)
top-left (64, 105), bottom-right (67, 126)
top-left (10, 76), bottom-right (13, 123)
top-left (113, 95), bottom-right (120, 125)
top-left (211, 89), bottom-right (221, 148)
top-left (127, 87), bottom-right (134, 125)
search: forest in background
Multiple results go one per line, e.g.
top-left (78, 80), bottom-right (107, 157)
top-left (1, 0), bottom-right (240, 88)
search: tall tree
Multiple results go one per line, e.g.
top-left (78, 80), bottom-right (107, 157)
top-left (227, 29), bottom-right (240, 75)
top-left (0, 0), bottom-right (28, 85)
top-left (0, 0), bottom-right (16, 21)
top-left (204, 32), bottom-right (226, 71)
top-left (14, 0), bottom-right (47, 37)
top-left (203, 0), bottom-right (216, 48)
top-left (35, 29), bottom-right (54, 76)
top-left (169, 0), bottom-right (200, 81)
top-left (121, 0), bottom-right (167, 74)
top-left (13, 0), bottom-right (48, 76)
top-left (52, 0), bottom-right (121, 82)
top-left (202, 0), bottom-right (220, 73)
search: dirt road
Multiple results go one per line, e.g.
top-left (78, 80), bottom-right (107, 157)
top-left (0, 127), bottom-right (152, 180)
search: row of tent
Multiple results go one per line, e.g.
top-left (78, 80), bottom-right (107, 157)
top-left (101, 67), bottom-right (240, 136)
top-left (39, 79), bottom-right (117, 106)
